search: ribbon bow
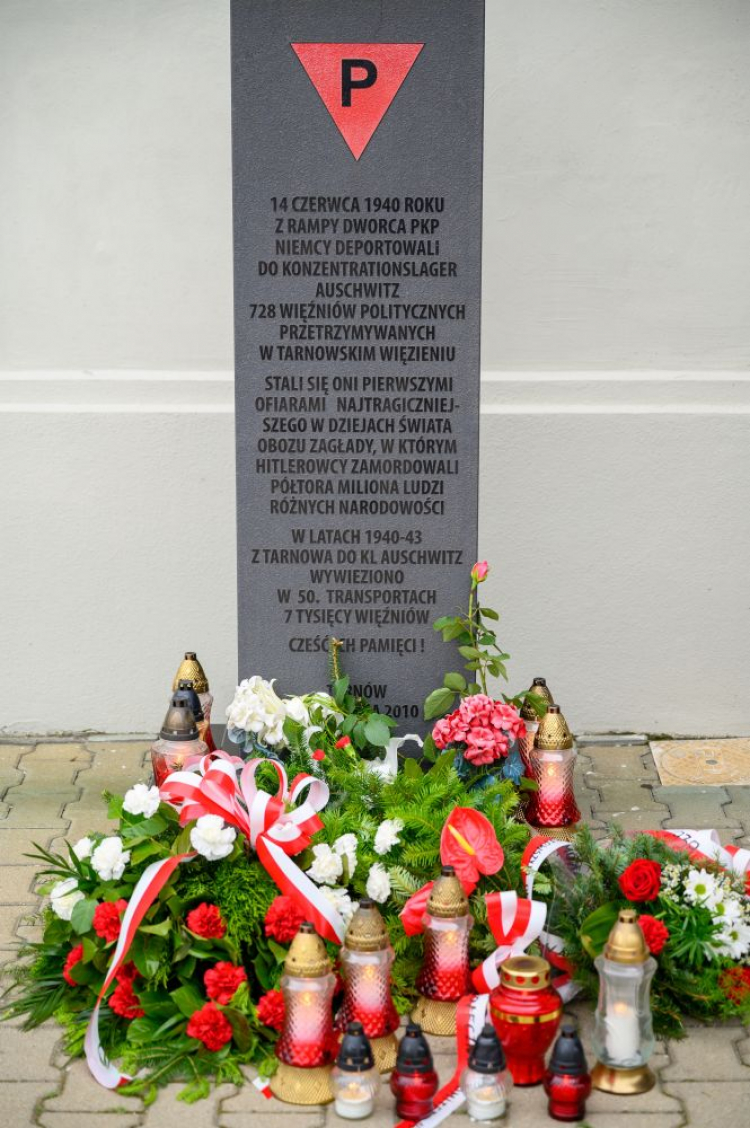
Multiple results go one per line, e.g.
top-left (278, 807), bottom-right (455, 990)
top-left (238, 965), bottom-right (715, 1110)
top-left (471, 891), bottom-right (547, 992)
top-left (160, 752), bottom-right (345, 944)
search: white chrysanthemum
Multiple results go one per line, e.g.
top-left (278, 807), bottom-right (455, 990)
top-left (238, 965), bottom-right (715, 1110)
top-left (366, 863), bottom-right (391, 903)
top-left (684, 869), bottom-right (719, 907)
top-left (374, 818), bottom-right (404, 856)
top-left (72, 836), bottom-right (94, 860)
top-left (321, 886), bottom-right (358, 925)
top-left (123, 783), bottom-right (161, 818)
top-left (225, 676), bottom-right (288, 747)
top-left (50, 877), bottom-right (85, 921)
top-left (307, 843), bottom-right (344, 886)
top-left (715, 919), bottom-right (750, 960)
top-left (91, 836), bottom-right (131, 881)
top-left (713, 895), bottom-right (743, 926)
top-left (334, 833), bottom-right (358, 877)
top-left (190, 815), bottom-right (237, 861)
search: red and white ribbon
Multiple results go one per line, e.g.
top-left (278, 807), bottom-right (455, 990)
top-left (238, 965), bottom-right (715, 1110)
top-left (395, 993), bottom-right (489, 1128)
top-left (648, 828), bottom-right (750, 878)
top-left (85, 852), bottom-right (194, 1088)
top-left (472, 891), bottom-right (547, 992)
top-left (160, 753), bottom-right (345, 944)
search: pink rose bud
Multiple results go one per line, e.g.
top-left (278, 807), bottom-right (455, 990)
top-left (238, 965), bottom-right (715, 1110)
top-left (471, 560), bottom-right (489, 584)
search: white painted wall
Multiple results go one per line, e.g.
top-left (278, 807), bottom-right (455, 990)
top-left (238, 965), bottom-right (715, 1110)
top-left (2, 1), bottom-right (750, 735)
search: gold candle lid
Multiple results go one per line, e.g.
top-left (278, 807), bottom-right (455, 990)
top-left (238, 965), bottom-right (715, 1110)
top-left (285, 922), bottom-right (332, 977)
top-left (172, 652), bottom-right (209, 694)
top-left (535, 704), bottom-right (574, 750)
top-left (345, 898), bottom-right (390, 952)
top-left (520, 677), bottom-right (555, 720)
top-left (500, 954), bottom-right (551, 990)
top-left (603, 909), bottom-right (650, 965)
top-left (427, 865), bottom-right (469, 919)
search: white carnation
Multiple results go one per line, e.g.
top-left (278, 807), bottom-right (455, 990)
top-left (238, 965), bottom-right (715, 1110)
top-left (72, 836), bottom-right (94, 860)
top-left (366, 863), bottom-right (391, 903)
top-left (91, 836), bottom-right (131, 881)
top-left (321, 886), bottom-right (358, 925)
top-left (307, 843), bottom-right (344, 886)
top-left (333, 833), bottom-right (358, 877)
top-left (190, 815), bottom-right (237, 861)
top-left (50, 877), bottom-right (85, 921)
top-left (123, 783), bottom-right (161, 818)
top-left (225, 676), bottom-right (288, 747)
top-left (374, 818), bottom-right (404, 856)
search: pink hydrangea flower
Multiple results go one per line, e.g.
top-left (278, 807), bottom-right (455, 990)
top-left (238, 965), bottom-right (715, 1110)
top-left (431, 694), bottom-right (525, 764)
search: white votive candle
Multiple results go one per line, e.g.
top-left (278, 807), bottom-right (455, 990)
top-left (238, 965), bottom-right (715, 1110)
top-left (335, 1081), bottom-right (375, 1120)
top-left (466, 1084), bottom-right (507, 1121)
top-left (605, 1001), bottom-right (640, 1062)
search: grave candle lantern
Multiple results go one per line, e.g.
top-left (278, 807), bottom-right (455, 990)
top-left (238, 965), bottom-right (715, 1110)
top-left (489, 956), bottom-right (562, 1086)
top-left (269, 922), bottom-right (336, 1104)
top-left (518, 677), bottom-right (554, 772)
top-left (390, 1022), bottom-right (439, 1121)
top-left (331, 1021), bottom-right (380, 1120)
top-left (592, 910), bottom-right (657, 1095)
top-left (336, 899), bottom-right (399, 1072)
top-left (412, 865), bottom-right (473, 1036)
top-left (543, 1017), bottom-right (592, 1121)
top-left (150, 692), bottom-right (207, 788)
top-left (525, 705), bottom-right (580, 837)
top-left (173, 651), bottom-right (215, 751)
top-left (460, 1022), bottom-right (512, 1122)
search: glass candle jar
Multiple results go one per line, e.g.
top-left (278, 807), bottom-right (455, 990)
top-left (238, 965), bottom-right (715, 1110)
top-left (460, 1023), bottom-right (512, 1122)
top-left (525, 705), bottom-right (580, 829)
top-left (413, 866), bottom-right (473, 1036)
top-left (336, 900), bottom-right (399, 1072)
top-left (490, 956), bottom-right (562, 1086)
top-left (332, 1022), bottom-right (380, 1119)
top-left (172, 652), bottom-right (215, 752)
top-left (390, 1022), bottom-right (438, 1121)
top-left (592, 910), bottom-right (656, 1094)
top-left (150, 693), bottom-right (207, 788)
top-left (518, 678), bottom-right (554, 771)
top-left (270, 923), bottom-right (336, 1104)
top-left (543, 1017), bottom-right (591, 1121)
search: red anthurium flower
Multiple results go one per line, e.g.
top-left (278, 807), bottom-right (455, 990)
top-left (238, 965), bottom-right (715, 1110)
top-left (440, 807), bottom-right (505, 892)
top-left (400, 882), bottom-right (434, 937)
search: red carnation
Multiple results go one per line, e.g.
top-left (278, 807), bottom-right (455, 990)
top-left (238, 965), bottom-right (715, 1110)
top-left (335, 736), bottom-right (351, 749)
top-left (186, 1002), bottom-right (234, 1052)
top-left (618, 859), bottom-right (662, 903)
top-left (116, 961), bottom-right (138, 985)
top-left (721, 966), bottom-right (750, 1004)
top-left (256, 989), bottom-right (285, 1031)
top-left (312, 749), bottom-right (326, 762)
top-left (93, 899), bottom-right (128, 943)
top-left (264, 895), bottom-right (305, 944)
top-left (186, 902), bottom-right (226, 939)
top-left (204, 961), bottom-right (247, 1006)
top-left (63, 944), bottom-right (84, 986)
top-left (637, 914), bottom-right (670, 955)
top-left (109, 979), bottom-right (145, 1020)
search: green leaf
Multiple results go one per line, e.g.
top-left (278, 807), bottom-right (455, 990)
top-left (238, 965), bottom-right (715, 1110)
top-left (443, 672), bottom-right (467, 692)
top-left (268, 939), bottom-right (289, 964)
top-left (479, 607), bottom-right (499, 620)
top-left (423, 687), bottom-right (455, 720)
top-left (404, 758), bottom-right (422, 779)
top-left (70, 898), bottom-right (97, 935)
top-left (580, 902), bottom-right (621, 960)
top-left (433, 615), bottom-right (455, 630)
top-left (421, 733), bottom-right (437, 763)
top-left (441, 621), bottom-right (466, 642)
top-left (364, 716), bottom-right (391, 747)
top-left (139, 918), bottom-right (172, 938)
top-left (458, 646), bottom-right (481, 659)
top-left (333, 676), bottom-right (350, 706)
top-left (223, 1007), bottom-right (252, 1052)
top-left (131, 841), bottom-right (167, 866)
top-left (171, 983), bottom-right (206, 1019)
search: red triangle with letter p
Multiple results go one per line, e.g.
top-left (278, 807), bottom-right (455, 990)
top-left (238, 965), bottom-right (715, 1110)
top-left (292, 42), bottom-right (424, 160)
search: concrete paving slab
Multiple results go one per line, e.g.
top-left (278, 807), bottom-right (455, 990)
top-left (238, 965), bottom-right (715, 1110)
top-left (4, 1082), bottom-right (59, 1126)
top-left (44, 1059), bottom-right (142, 1113)
top-left (140, 1083), bottom-right (235, 1127)
top-left (653, 785), bottom-right (741, 829)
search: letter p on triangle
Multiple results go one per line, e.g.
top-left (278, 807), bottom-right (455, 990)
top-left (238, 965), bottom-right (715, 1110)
top-left (292, 43), bottom-right (424, 160)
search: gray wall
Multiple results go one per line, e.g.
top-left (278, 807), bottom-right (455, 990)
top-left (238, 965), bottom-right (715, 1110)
top-left (2, 1), bottom-right (749, 735)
